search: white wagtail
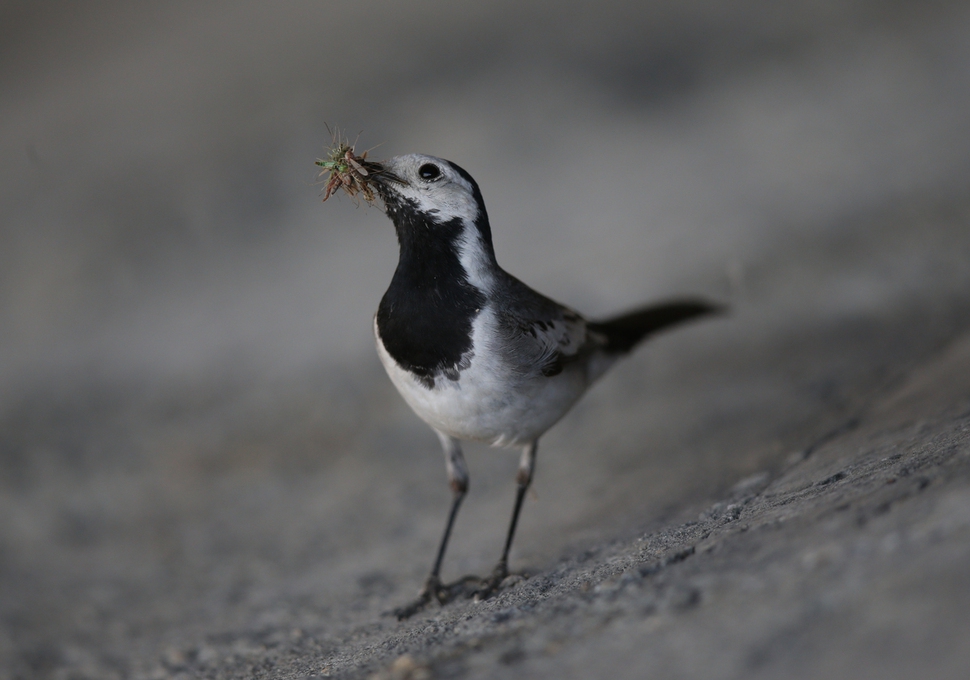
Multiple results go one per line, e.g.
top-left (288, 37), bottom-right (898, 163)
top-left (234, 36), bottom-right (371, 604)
top-left (347, 153), bottom-right (720, 618)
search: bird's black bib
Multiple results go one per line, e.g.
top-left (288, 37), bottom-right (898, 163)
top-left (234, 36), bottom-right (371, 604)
top-left (376, 202), bottom-right (486, 388)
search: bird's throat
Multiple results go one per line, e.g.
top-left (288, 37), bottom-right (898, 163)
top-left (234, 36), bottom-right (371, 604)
top-left (376, 213), bottom-right (487, 387)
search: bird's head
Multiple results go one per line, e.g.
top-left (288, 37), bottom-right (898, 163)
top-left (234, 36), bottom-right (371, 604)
top-left (371, 154), bottom-right (497, 283)
top-left (372, 154), bottom-right (487, 227)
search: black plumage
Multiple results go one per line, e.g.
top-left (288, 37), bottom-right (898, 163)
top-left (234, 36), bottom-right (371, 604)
top-left (376, 204), bottom-right (485, 388)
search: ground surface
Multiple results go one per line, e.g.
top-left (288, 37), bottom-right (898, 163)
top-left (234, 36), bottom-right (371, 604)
top-left (2, 2), bottom-right (970, 679)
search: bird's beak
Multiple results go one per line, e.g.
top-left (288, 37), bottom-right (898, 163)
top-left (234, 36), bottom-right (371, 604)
top-left (367, 162), bottom-right (406, 200)
top-left (367, 161), bottom-right (403, 185)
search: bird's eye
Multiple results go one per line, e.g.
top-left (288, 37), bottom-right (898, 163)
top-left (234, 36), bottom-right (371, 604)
top-left (418, 163), bottom-right (441, 181)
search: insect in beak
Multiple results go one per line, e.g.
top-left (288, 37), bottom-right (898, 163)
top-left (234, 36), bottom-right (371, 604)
top-left (314, 127), bottom-right (385, 204)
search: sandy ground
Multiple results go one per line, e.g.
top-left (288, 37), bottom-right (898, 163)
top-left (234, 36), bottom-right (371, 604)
top-left (2, 2), bottom-right (970, 679)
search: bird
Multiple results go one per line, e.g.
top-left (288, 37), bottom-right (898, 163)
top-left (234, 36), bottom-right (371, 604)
top-left (360, 153), bottom-right (721, 619)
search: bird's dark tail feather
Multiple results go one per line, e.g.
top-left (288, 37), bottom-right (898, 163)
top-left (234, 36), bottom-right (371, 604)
top-left (589, 299), bottom-right (724, 354)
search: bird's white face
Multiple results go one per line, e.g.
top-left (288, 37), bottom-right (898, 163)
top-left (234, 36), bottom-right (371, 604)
top-left (380, 154), bottom-right (481, 225)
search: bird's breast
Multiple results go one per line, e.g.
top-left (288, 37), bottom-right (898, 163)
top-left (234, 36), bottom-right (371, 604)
top-left (374, 308), bottom-right (589, 447)
top-left (375, 227), bottom-right (487, 388)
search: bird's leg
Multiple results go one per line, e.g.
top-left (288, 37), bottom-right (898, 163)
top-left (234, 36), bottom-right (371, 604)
top-left (393, 433), bottom-right (469, 620)
top-left (475, 441), bottom-right (537, 600)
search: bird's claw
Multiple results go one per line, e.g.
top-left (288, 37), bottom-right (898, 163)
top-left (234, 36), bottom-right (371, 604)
top-left (471, 562), bottom-right (509, 602)
top-left (390, 574), bottom-right (438, 620)
top-left (391, 574), bottom-right (478, 620)
top-left (392, 567), bottom-right (528, 619)
top-left (391, 590), bottom-right (432, 621)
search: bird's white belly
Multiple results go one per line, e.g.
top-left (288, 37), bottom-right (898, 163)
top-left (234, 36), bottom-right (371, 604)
top-left (374, 311), bottom-right (588, 447)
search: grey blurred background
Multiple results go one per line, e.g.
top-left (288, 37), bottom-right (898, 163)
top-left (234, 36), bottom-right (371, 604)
top-left (2, 1), bottom-right (970, 678)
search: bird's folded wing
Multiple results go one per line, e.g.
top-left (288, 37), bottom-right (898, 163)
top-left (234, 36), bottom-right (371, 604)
top-left (494, 276), bottom-right (606, 378)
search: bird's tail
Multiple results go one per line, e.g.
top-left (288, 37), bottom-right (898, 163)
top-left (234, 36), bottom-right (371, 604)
top-left (589, 299), bottom-right (724, 354)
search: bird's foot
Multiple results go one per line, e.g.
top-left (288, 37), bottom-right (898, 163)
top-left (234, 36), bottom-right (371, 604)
top-left (391, 574), bottom-right (481, 620)
top-left (471, 562), bottom-right (526, 602)
top-left (391, 589), bottom-right (432, 621)
top-left (391, 574), bottom-right (438, 620)
top-left (392, 568), bottom-right (528, 619)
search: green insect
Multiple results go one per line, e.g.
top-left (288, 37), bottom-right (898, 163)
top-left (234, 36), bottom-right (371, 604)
top-left (315, 128), bottom-right (379, 203)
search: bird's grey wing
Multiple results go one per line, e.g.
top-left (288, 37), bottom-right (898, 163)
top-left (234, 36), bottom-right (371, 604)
top-left (493, 275), bottom-right (605, 377)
